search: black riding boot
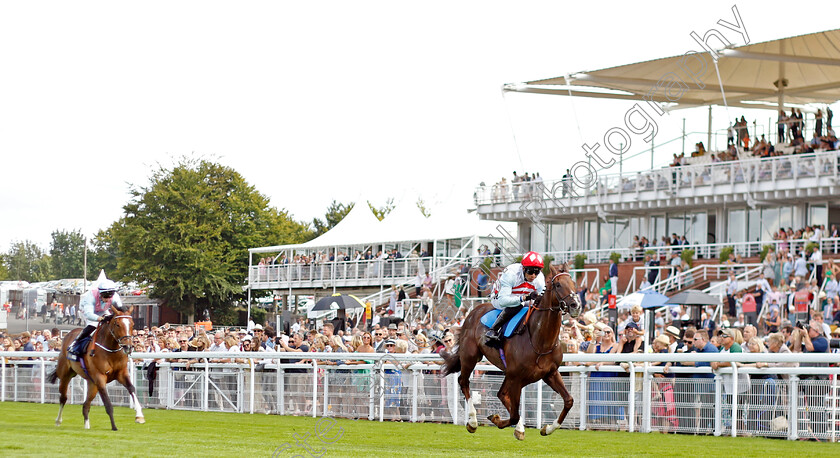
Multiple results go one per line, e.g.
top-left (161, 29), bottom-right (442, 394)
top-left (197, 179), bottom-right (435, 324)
top-left (68, 325), bottom-right (96, 358)
top-left (485, 306), bottom-right (521, 342)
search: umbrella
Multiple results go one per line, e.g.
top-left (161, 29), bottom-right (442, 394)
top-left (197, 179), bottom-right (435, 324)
top-left (665, 289), bottom-right (720, 306)
top-left (310, 294), bottom-right (366, 312)
top-left (617, 290), bottom-right (670, 309)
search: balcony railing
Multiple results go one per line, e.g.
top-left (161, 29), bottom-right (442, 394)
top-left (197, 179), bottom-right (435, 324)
top-left (474, 149), bottom-right (840, 206)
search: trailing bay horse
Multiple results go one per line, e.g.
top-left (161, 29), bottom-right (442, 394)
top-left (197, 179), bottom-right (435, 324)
top-left (48, 305), bottom-right (145, 430)
top-left (441, 264), bottom-right (581, 440)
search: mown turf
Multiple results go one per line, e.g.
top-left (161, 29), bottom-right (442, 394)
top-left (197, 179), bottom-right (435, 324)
top-left (0, 401), bottom-right (835, 457)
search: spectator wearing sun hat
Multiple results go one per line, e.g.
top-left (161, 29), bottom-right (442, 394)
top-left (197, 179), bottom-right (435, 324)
top-left (663, 325), bottom-right (683, 353)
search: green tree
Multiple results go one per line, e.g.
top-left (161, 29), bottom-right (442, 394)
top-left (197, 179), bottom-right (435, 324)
top-left (49, 228), bottom-right (86, 279)
top-left (368, 198), bottom-right (394, 221)
top-left (88, 226), bottom-right (120, 279)
top-left (416, 197), bottom-right (431, 218)
top-left (311, 200), bottom-right (354, 237)
top-left (113, 158), bottom-right (311, 323)
top-left (4, 240), bottom-right (52, 282)
top-left (0, 254), bottom-right (9, 280)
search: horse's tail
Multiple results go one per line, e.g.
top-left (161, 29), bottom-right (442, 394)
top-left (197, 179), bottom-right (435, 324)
top-left (439, 346), bottom-right (461, 377)
top-left (47, 368), bottom-right (58, 385)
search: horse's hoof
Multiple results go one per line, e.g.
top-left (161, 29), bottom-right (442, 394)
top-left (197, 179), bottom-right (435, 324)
top-left (135, 417), bottom-right (145, 424)
top-left (466, 423), bottom-right (477, 433)
top-left (514, 429), bottom-right (525, 441)
top-left (487, 414), bottom-right (500, 425)
top-left (540, 425), bottom-right (549, 436)
top-left (55, 421), bottom-right (61, 427)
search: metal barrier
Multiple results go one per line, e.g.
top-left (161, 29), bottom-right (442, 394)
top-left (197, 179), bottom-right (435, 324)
top-left (1, 351), bottom-right (838, 441)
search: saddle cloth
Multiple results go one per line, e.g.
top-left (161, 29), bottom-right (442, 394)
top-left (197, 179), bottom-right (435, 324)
top-left (479, 307), bottom-right (528, 338)
top-left (67, 335), bottom-right (93, 361)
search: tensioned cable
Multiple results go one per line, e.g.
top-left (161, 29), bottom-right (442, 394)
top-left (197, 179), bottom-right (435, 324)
top-left (500, 88), bottom-right (526, 170)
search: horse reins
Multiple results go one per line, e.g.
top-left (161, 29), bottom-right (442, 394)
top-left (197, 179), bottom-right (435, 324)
top-left (95, 315), bottom-right (134, 354)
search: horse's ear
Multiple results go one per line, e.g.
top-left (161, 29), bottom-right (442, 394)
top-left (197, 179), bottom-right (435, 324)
top-left (110, 304), bottom-right (120, 315)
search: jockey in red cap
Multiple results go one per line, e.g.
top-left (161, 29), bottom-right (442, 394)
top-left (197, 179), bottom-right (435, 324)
top-left (485, 251), bottom-right (546, 343)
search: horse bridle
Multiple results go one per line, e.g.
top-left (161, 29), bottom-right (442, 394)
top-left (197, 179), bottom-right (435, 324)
top-left (532, 272), bottom-right (578, 315)
top-left (96, 314), bottom-right (134, 355)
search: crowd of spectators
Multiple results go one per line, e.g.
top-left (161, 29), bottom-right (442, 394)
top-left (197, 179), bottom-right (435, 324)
top-left (484, 171), bottom-right (544, 203)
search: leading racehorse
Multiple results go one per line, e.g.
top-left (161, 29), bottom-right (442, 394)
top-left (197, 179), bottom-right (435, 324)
top-left (441, 264), bottom-right (581, 440)
top-left (48, 305), bottom-right (145, 430)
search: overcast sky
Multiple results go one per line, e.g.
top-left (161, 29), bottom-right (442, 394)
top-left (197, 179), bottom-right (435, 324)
top-left (1, 0), bottom-right (839, 249)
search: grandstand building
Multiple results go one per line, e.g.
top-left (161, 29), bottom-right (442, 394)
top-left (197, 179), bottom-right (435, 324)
top-left (476, 29), bottom-right (840, 274)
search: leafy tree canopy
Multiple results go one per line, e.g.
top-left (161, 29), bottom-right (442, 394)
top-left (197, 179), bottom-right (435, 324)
top-left (113, 158), bottom-right (310, 320)
top-left (49, 229), bottom-right (86, 279)
top-left (3, 240), bottom-right (51, 282)
top-left (311, 200), bottom-right (354, 238)
top-left (367, 198), bottom-right (394, 221)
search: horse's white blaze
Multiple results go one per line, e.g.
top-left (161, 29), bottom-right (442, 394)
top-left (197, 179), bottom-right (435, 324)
top-left (132, 392), bottom-right (144, 419)
top-left (515, 416), bottom-right (525, 433)
top-left (544, 419), bottom-right (560, 435)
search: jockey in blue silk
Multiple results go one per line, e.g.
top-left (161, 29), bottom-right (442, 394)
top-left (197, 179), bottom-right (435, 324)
top-left (67, 278), bottom-right (124, 359)
top-left (485, 251), bottom-right (546, 343)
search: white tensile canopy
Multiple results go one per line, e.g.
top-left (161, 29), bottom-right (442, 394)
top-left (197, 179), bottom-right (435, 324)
top-left (250, 200), bottom-right (503, 255)
top-left (506, 29), bottom-right (840, 110)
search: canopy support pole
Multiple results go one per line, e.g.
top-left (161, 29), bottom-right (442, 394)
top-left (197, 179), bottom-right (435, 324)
top-left (707, 105), bottom-right (712, 152)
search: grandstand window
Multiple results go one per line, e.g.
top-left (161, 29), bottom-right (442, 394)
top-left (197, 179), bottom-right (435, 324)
top-left (585, 220), bottom-right (598, 251)
top-left (809, 204), bottom-right (828, 227)
top-left (668, 215), bottom-right (686, 239)
top-left (761, 208), bottom-right (779, 240)
top-left (748, 209), bottom-right (761, 242)
top-left (651, 215), bottom-right (666, 239)
top-left (549, 222), bottom-right (576, 253)
top-left (779, 207), bottom-right (792, 231)
top-left (728, 209), bottom-right (746, 243)
top-left (531, 224), bottom-right (548, 253)
top-left (687, 212), bottom-right (707, 245)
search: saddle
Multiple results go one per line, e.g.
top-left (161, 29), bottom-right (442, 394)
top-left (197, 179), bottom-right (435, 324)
top-left (480, 307), bottom-right (529, 339)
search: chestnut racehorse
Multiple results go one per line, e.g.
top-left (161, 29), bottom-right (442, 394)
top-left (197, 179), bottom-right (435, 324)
top-left (48, 305), bottom-right (145, 430)
top-left (441, 264), bottom-right (581, 440)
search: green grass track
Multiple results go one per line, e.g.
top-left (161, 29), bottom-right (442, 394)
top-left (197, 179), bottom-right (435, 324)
top-left (0, 401), bottom-right (835, 457)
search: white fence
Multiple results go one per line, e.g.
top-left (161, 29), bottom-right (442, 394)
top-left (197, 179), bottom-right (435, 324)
top-left (2, 351), bottom-right (839, 441)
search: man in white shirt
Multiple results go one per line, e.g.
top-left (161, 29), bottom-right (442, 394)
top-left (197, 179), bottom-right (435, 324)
top-left (209, 331), bottom-right (227, 352)
top-left (793, 253), bottom-right (809, 278)
top-left (810, 248), bottom-right (823, 285)
top-left (726, 274), bottom-right (738, 318)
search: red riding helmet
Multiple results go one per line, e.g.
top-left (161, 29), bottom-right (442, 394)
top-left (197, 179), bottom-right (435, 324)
top-left (521, 251), bottom-right (544, 269)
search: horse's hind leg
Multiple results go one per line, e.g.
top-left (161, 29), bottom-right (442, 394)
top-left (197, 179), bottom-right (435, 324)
top-left (82, 382), bottom-right (99, 430)
top-left (117, 370), bottom-right (145, 423)
top-left (55, 375), bottom-right (72, 426)
top-left (458, 346), bottom-right (481, 433)
top-left (540, 371), bottom-right (574, 436)
top-left (488, 378), bottom-right (525, 439)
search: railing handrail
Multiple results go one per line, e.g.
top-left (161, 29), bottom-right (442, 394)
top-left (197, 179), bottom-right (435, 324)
top-left (475, 148), bottom-right (840, 205)
top-left (3, 350), bottom-right (838, 364)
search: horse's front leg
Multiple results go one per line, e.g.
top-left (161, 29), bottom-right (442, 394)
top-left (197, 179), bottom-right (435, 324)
top-left (118, 370), bottom-right (145, 424)
top-left (97, 383), bottom-right (118, 431)
top-left (540, 370), bottom-right (574, 436)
